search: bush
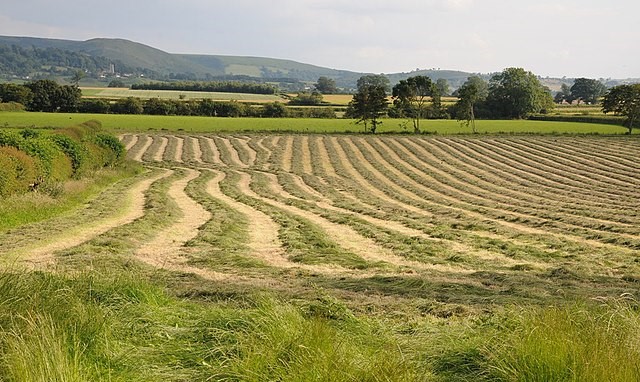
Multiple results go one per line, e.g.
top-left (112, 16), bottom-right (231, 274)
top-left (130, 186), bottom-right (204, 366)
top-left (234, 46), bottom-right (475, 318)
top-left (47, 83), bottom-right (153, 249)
top-left (0, 147), bottom-right (39, 196)
top-left (0, 102), bottom-right (26, 112)
top-left (0, 152), bottom-right (19, 197)
top-left (0, 130), bottom-right (24, 148)
top-left (49, 134), bottom-right (88, 178)
top-left (78, 99), bottom-right (110, 114)
top-left (18, 137), bottom-right (72, 183)
top-left (94, 133), bottom-right (125, 166)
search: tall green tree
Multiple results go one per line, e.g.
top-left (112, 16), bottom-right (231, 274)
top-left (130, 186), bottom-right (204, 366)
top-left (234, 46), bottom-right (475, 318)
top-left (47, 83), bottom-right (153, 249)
top-left (485, 67), bottom-right (554, 119)
top-left (602, 84), bottom-right (640, 134)
top-left (435, 78), bottom-right (451, 97)
top-left (356, 74), bottom-right (391, 93)
top-left (69, 70), bottom-right (85, 86)
top-left (347, 79), bottom-right (389, 134)
top-left (0, 83), bottom-right (32, 105)
top-left (314, 76), bottom-right (337, 94)
top-left (570, 78), bottom-right (607, 105)
top-left (554, 83), bottom-right (573, 104)
top-left (24, 80), bottom-right (81, 112)
top-left (392, 76), bottom-right (435, 133)
top-left (455, 76), bottom-right (488, 133)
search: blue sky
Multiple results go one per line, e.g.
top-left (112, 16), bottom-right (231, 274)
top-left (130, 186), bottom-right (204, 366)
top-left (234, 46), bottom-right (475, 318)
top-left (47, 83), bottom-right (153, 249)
top-left (1, 0), bottom-right (638, 78)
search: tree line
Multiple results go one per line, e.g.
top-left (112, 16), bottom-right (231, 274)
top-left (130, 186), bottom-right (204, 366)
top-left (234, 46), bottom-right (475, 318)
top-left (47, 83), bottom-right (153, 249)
top-left (347, 68), bottom-right (639, 134)
top-left (131, 81), bottom-right (278, 95)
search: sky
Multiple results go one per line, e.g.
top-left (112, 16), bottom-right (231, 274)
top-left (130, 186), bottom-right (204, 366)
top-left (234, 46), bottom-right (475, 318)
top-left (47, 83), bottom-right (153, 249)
top-left (1, 0), bottom-right (638, 79)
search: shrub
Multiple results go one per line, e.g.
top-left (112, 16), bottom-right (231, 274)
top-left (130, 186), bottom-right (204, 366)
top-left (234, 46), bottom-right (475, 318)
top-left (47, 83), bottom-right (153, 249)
top-left (18, 137), bottom-right (72, 183)
top-left (0, 130), bottom-right (24, 148)
top-left (49, 134), bottom-right (88, 178)
top-left (0, 147), bottom-right (39, 196)
top-left (0, 152), bottom-right (19, 196)
top-left (94, 133), bottom-right (125, 166)
top-left (78, 99), bottom-right (110, 114)
top-left (0, 102), bottom-right (26, 112)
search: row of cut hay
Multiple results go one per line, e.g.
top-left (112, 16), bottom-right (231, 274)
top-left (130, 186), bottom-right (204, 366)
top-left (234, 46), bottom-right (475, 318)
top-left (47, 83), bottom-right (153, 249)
top-left (0, 121), bottom-right (125, 197)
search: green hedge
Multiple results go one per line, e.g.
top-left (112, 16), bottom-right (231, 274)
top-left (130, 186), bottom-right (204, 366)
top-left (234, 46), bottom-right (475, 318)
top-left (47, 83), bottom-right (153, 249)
top-left (0, 121), bottom-right (124, 196)
top-left (529, 114), bottom-right (626, 126)
top-left (0, 146), bottom-right (39, 196)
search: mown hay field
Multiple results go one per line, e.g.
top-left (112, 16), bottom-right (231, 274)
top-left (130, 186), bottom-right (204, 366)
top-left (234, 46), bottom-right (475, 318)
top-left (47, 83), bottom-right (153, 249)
top-left (2, 132), bottom-right (640, 380)
top-left (13, 133), bottom-right (638, 306)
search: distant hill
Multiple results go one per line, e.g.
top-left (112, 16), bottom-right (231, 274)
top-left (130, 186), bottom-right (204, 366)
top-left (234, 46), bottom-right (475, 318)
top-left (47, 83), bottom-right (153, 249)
top-left (0, 35), bottom-right (478, 90)
top-left (0, 35), bottom-right (636, 91)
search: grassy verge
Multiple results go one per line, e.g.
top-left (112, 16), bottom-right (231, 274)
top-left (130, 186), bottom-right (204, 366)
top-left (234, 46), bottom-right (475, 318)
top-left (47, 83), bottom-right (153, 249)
top-left (2, 112), bottom-right (638, 134)
top-left (0, 163), bottom-right (141, 231)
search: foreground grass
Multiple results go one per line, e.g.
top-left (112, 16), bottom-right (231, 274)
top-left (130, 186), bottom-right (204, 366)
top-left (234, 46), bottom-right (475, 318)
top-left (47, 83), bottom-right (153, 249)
top-left (0, 268), bottom-right (638, 381)
top-left (1, 111), bottom-right (636, 134)
top-left (0, 270), bottom-right (419, 381)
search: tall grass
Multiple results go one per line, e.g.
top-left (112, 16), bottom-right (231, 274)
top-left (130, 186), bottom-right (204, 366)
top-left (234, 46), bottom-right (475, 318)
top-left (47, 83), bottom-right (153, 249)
top-left (486, 299), bottom-right (640, 382)
top-left (0, 270), bottom-right (423, 381)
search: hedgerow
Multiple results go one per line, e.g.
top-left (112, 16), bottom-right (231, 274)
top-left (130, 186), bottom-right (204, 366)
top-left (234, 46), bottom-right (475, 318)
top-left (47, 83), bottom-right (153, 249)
top-left (0, 121), bottom-right (125, 196)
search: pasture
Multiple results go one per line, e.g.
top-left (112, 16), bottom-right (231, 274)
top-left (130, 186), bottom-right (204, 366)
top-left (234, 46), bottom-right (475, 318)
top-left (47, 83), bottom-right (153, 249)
top-left (1, 131), bottom-right (639, 380)
top-left (0, 111), bottom-right (635, 134)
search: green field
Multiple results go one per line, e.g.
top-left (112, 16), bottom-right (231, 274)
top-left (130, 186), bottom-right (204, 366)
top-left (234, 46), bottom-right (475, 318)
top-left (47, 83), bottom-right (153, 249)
top-left (1, 111), bottom-right (635, 134)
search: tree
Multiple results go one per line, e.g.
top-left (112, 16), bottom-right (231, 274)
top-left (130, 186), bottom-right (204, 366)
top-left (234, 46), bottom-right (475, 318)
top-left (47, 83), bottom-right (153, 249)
top-left (0, 83), bottom-right (32, 105)
top-left (347, 78), bottom-right (389, 133)
top-left (392, 75), bottom-right (435, 133)
top-left (570, 78), bottom-right (607, 105)
top-left (315, 76), bottom-right (337, 94)
top-left (69, 70), bottom-right (85, 86)
top-left (554, 83), bottom-right (573, 104)
top-left (261, 102), bottom-right (288, 118)
top-left (25, 79), bottom-right (59, 112)
top-left (24, 80), bottom-right (80, 112)
top-left (435, 78), bottom-right (451, 97)
top-left (356, 74), bottom-right (391, 94)
top-left (55, 85), bottom-right (82, 112)
top-left (602, 84), bottom-right (640, 134)
top-left (112, 97), bottom-right (143, 114)
top-left (108, 79), bottom-right (126, 88)
top-left (289, 91), bottom-right (323, 106)
top-left (455, 76), bottom-right (488, 133)
top-left (485, 67), bottom-right (554, 118)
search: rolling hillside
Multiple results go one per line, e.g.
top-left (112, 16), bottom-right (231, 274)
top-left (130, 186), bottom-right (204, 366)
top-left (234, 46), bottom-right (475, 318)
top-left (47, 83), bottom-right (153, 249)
top-left (0, 35), bottom-right (464, 88)
top-left (1, 35), bottom-right (636, 91)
